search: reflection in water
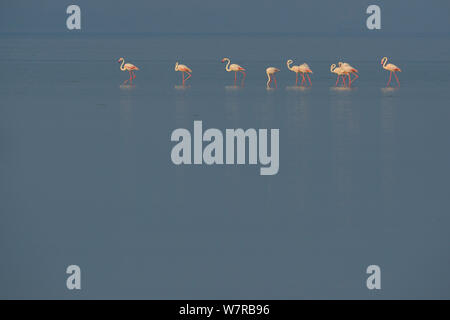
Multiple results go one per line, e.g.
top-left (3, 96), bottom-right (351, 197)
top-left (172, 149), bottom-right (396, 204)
top-left (330, 86), bottom-right (354, 93)
top-left (224, 87), bottom-right (240, 125)
top-left (285, 86), bottom-right (311, 92)
top-left (119, 84), bottom-right (135, 90)
top-left (261, 87), bottom-right (276, 127)
top-left (173, 88), bottom-right (189, 207)
top-left (119, 92), bottom-right (137, 223)
top-left (380, 93), bottom-right (396, 221)
top-left (224, 85), bottom-right (241, 188)
top-left (261, 88), bottom-right (278, 209)
top-left (174, 89), bottom-right (188, 125)
top-left (225, 85), bottom-right (242, 92)
top-left (174, 85), bottom-right (190, 90)
top-left (330, 89), bottom-right (360, 223)
top-left (286, 89), bottom-right (311, 211)
top-left (381, 87), bottom-right (399, 95)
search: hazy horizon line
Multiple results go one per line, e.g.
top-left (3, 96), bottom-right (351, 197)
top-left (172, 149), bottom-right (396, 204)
top-left (1, 31), bottom-right (450, 38)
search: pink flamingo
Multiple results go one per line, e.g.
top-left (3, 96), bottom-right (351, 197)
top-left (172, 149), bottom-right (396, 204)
top-left (339, 62), bottom-right (359, 87)
top-left (381, 57), bottom-right (401, 87)
top-left (117, 57), bottom-right (139, 85)
top-left (298, 63), bottom-right (313, 86)
top-left (175, 62), bottom-right (192, 86)
top-left (266, 67), bottom-right (280, 88)
top-left (221, 58), bottom-right (246, 85)
top-left (330, 64), bottom-right (347, 87)
top-left (286, 60), bottom-right (313, 86)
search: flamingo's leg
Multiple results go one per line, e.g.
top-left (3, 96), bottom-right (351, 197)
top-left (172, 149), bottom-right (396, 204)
top-left (393, 71), bottom-right (400, 87)
top-left (129, 71), bottom-right (133, 84)
top-left (185, 72), bottom-right (192, 82)
top-left (335, 75), bottom-right (340, 86)
top-left (234, 71), bottom-right (237, 85)
top-left (351, 72), bottom-right (358, 83)
top-left (296, 73), bottom-right (298, 86)
top-left (306, 73), bottom-right (312, 86)
top-left (387, 71), bottom-right (392, 86)
top-left (342, 76), bottom-right (346, 87)
top-left (347, 74), bottom-right (352, 88)
top-left (300, 73), bottom-right (306, 86)
top-left (240, 71), bottom-right (246, 86)
top-left (274, 76), bottom-right (277, 88)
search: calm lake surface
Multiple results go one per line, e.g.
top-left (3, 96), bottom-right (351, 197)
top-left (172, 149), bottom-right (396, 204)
top-left (1, 34), bottom-right (450, 298)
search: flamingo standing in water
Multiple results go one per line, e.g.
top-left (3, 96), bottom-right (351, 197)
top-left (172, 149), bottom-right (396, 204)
top-left (117, 57), bottom-right (139, 85)
top-left (286, 60), bottom-right (302, 86)
top-left (330, 64), bottom-right (347, 87)
top-left (221, 58), bottom-right (246, 85)
top-left (287, 60), bottom-right (313, 86)
top-left (175, 62), bottom-right (192, 86)
top-left (299, 63), bottom-right (313, 86)
top-left (339, 62), bottom-right (359, 87)
top-left (381, 57), bottom-right (401, 87)
top-left (266, 67), bottom-right (280, 88)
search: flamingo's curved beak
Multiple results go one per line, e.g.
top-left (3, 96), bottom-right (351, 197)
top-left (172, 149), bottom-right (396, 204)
top-left (221, 58), bottom-right (225, 63)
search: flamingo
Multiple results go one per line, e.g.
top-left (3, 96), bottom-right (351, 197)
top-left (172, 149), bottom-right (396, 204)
top-left (381, 57), bottom-right (401, 87)
top-left (330, 64), bottom-right (347, 87)
top-left (339, 62), bottom-right (359, 87)
top-left (175, 62), bottom-right (192, 86)
top-left (286, 60), bottom-right (302, 86)
top-left (266, 67), bottom-right (280, 88)
top-left (287, 60), bottom-right (313, 86)
top-left (221, 58), bottom-right (246, 85)
top-left (298, 63), bottom-right (313, 86)
top-left (117, 57), bottom-right (139, 85)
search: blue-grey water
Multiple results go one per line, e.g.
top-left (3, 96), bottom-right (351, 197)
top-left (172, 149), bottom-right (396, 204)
top-left (1, 34), bottom-right (450, 299)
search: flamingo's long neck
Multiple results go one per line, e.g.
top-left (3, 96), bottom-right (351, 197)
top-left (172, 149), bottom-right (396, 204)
top-left (120, 59), bottom-right (126, 71)
top-left (330, 64), bottom-right (336, 73)
top-left (382, 58), bottom-right (388, 68)
top-left (175, 62), bottom-right (179, 71)
top-left (224, 58), bottom-right (231, 72)
top-left (287, 61), bottom-right (294, 71)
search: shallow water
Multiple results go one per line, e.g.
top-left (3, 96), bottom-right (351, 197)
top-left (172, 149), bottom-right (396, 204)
top-left (1, 34), bottom-right (450, 298)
